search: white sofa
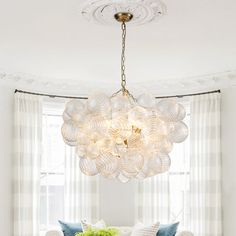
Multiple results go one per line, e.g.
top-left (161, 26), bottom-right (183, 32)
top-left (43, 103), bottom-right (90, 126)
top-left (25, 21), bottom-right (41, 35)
top-left (45, 226), bottom-right (193, 236)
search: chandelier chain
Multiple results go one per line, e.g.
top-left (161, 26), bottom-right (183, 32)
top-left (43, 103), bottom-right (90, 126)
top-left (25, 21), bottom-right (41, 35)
top-left (121, 22), bottom-right (127, 92)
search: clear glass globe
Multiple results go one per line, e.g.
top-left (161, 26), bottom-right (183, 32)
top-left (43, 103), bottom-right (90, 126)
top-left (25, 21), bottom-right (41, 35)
top-left (156, 99), bottom-right (180, 122)
top-left (111, 115), bottom-right (130, 130)
top-left (117, 173), bottom-right (130, 183)
top-left (96, 152), bottom-right (119, 177)
top-left (63, 111), bottom-right (71, 122)
top-left (136, 159), bottom-right (150, 179)
top-left (137, 93), bottom-right (156, 108)
top-left (128, 106), bottom-right (149, 128)
top-left (77, 131), bottom-right (89, 145)
top-left (148, 156), bottom-right (162, 174)
top-left (64, 100), bottom-right (85, 122)
top-left (86, 142), bottom-right (100, 159)
top-left (61, 120), bottom-right (79, 146)
top-left (76, 145), bottom-right (86, 157)
top-left (97, 138), bottom-right (114, 153)
top-left (176, 104), bottom-right (186, 121)
top-left (79, 158), bottom-right (98, 176)
top-left (87, 93), bottom-right (111, 116)
top-left (168, 121), bottom-right (188, 143)
top-left (127, 133), bottom-right (142, 148)
top-left (111, 94), bottom-right (133, 112)
top-left (84, 114), bottom-right (110, 135)
top-left (154, 138), bottom-right (173, 154)
top-left (120, 151), bottom-right (144, 176)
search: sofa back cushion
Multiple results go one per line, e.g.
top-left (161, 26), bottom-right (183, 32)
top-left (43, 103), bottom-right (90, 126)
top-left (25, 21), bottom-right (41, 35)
top-left (58, 220), bottom-right (83, 236)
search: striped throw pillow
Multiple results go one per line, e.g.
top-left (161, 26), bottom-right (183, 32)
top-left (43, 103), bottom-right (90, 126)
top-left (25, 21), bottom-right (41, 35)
top-left (131, 222), bottom-right (160, 236)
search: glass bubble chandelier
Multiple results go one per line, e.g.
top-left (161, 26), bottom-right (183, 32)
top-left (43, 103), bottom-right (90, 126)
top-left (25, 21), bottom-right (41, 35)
top-left (61, 12), bottom-right (188, 183)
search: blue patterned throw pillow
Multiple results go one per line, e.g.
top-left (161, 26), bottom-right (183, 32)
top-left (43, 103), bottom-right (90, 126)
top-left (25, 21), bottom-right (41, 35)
top-left (156, 222), bottom-right (179, 236)
top-left (58, 220), bottom-right (83, 236)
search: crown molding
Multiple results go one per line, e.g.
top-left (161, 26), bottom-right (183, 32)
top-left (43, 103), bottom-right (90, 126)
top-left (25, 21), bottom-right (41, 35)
top-left (1, 69), bottom-right (236, 96)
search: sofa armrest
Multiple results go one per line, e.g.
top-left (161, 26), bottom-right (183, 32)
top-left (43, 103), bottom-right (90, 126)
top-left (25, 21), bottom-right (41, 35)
top-left (45, 230), bottom-right (64, 236)
top-left (176, 231), bottom-right (194, 236)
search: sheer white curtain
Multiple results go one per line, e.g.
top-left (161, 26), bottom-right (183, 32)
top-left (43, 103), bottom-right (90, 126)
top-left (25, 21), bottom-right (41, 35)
top-left (13, 93), bottom-right (42, 236)
top-left (64, 146), bottom-right (100, 222)
top-left (189, 93), bottom-right (222, 236)
top-left (43, 99), bottom-right (100, 223)
top-left (135, 173), bottom-right (170, 224)
top-left (55, 98), bottom-right (100, 223)
top-left (135, 149), bottom-right (190, 227)
top-left (135, 93), bottom-right (222, 235)
top-left (135, 100), bottom-right (190, 227)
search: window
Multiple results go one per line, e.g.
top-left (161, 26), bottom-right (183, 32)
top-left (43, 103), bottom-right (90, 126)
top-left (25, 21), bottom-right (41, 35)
top-left (40, 105), bottom-right (65, 231)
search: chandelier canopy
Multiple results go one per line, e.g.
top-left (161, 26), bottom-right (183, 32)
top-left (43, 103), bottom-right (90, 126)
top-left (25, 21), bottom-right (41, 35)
top-left (61, 12), bottom-right (188, 182)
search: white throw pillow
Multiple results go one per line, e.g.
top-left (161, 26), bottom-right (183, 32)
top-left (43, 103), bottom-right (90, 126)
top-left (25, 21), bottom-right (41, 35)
top-left (131, 222), bottom-right (160, 236)
top-left (81, 219), bottom-right (106, 232)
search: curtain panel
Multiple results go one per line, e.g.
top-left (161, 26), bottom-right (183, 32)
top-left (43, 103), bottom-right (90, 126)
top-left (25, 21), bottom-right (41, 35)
top-left (135, 99), bottom-right (190, 227)
top-left (135, 173), bottom-right (170, 224)
top-left (42, 99), bottom-right (100, 223)
top-left (189, 93), bottom-right (222, 236)
top-left (64, 146), bottom-right (100, 222)
top-left (13, 96), bottom-right (100, 235)
top-left (44, 99), bottom-right (100, 223)
top-left (135, 93), bottom-right (222, 236)
top-left (13, 93), bottom-right (42, 236)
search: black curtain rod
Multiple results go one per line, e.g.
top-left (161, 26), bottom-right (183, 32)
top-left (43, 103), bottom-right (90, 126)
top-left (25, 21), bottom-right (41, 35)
top-left (14, 89), bottom-right (221, 99)
top-left (156, 89), bottom-right (221, 99)
top-left (14, 89), bottom-right (88, 99)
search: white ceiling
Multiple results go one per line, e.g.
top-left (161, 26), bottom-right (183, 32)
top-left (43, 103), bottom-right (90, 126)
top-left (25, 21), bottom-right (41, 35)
top-left (0, 0), bottom-right (236, 96)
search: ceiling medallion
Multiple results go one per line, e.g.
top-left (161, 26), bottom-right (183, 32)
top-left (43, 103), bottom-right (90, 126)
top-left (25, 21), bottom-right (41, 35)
top-left (61, 10), bottom-right (188, 183)
top-left (81, 0), bottom-right (167, 25)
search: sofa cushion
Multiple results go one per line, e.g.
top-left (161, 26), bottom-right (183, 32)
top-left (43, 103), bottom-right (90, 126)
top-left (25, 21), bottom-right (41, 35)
top-left (157, 223), bottom-right (179, 236)
top-left (58, 220), bottom-right (83, 236)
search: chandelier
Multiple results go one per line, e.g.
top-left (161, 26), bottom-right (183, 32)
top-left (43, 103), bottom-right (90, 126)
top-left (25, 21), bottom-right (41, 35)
top-left (61, 12), bottom-right (188, 183)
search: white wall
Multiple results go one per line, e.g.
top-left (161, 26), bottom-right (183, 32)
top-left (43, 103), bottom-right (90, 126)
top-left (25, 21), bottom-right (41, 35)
top-left (221, 87), bottom-right (236, 235)
top-left (0, 85), bottom-right (14, 236)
